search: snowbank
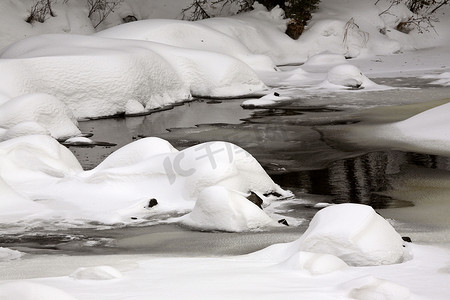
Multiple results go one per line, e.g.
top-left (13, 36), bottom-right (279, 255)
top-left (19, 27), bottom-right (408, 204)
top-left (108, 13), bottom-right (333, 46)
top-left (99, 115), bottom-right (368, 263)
top-left (252, 204), bottom-right (405, 267)
top-left (0, 34), bottom-right (265, 119)
top-left (0, 247), bottom-right (23, 261)
top-left (180, 186), bottom-right (279, 231)
top-left (280, 251), bottom-right (348, 275)
top-left (0, 136), bottom-right (288, 227)
top-left (96, 19), bottom-right (276, 71)
top-left (70, 266), bottom-right (122, 280)
top-left (0, 282), bottom-right (78, 300)
top-left (241, 92), bottom-right (290, 108)
top-left (299, 204), bottom-right (405, 266)
top-left (341, 276), bottom-right (411, 300)
top-left (0, 93), bottom-right (80, 141)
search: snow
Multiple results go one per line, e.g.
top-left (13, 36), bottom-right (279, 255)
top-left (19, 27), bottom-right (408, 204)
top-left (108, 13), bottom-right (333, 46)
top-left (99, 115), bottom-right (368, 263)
top-left (0, 34), bottom-right (264, 119)
top-left (70, 266), bottom-right (122, 280)
top-left (0, 93), bottom-right (80, 141)
top-left (95, 19), bottom-right (276, 71)
top-left (0, 282), bottom-right (78, 300)
top-left (0, 247), bottom-right (23, 261)
top-left (342, 276), bottom-right (412, 300)
top-left (241, 91), bottom-right (290, 107)
top-left (279, 251), bottom-right (349, 275)
top-left (0, 136), bottom-right (288, 227)
top-left (298, 204), bottom-right (405, 266)
top-left (180, 186), bottom-right (279, 232)
top-left (0, 0), bottom-right (449, 299)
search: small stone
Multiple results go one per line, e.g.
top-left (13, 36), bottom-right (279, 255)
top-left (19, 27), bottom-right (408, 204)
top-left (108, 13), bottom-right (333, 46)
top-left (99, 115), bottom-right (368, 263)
top-left (247, 192), bottom-right (263, 209)
top-left (148, 198), bottom-right (158, 208)
top-left (402, 236), bottom-right (412, 243)
top-left (278, 219), bottom-right (289, 226)
top-left (274, 92), bottom-right (280, 96)
top-left (131, 217), bottom-right (137, 220)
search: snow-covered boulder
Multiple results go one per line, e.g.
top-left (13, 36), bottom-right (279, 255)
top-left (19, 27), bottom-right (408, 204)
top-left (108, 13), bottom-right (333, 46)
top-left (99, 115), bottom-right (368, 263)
top-left (96, 19), bottom-right (276, 71)
top-left (280, 251), bottom-right (348, 275)
top-left (0, 247), bottom-right (23, 261)
top-left (299, 204), bottom-right (405, 266)
top-left (0, 135), bottom-right (83, 185)
top-left (241, 92), bottom-right (290, 108)
top-left (325, 64), bottom-right (367, 88)
top-left (0, 93), bottom-right (80, 140)
top-left (70, 266), bottom-right (122, 280)
top-left (0, 282), bottom-right (78, 300)
top-left (180, 186), bottom-right (279, 232)
top-left (342, 276), bottom-right (411, 300)
top-left (0, 34), bottom-right (265, 119)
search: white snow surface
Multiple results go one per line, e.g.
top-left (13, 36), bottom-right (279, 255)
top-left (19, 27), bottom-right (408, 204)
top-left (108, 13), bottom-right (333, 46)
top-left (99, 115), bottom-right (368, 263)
top-left (70, 266), bottom-right (122, 280)
top-left (0, 34), bottom-right (264, 119)
top-left (180, 186), bottom-right (279, 232)
top-left (0, 93), bottom-right (80, 141)
top-left (0, 247), bottom-right (23, 262)
top-left (0, 282), bottom-right (78, 300)
top-left (253, 204), bottom-right (406, 267)
top-left (0, 136), bottom-right (288, 227)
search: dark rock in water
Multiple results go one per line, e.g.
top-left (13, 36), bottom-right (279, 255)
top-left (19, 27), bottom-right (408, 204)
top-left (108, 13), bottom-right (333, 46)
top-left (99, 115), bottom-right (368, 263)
top-left (278, 219), bottom-right (289, 226)
top-left (148, 198), bottom-right (158, 208)
top-left (263, 191), bottom-right (282, 198)
top-left (247, 192), bottom-right (263, 209)
top-left (131, 217), bottom-right (138, 220)
top-left (123, 15), bottom-right (138, 23)
top-left (402, 236), bottom-right (412, 243)
top-left (274, 92), bottom-right (280, 97)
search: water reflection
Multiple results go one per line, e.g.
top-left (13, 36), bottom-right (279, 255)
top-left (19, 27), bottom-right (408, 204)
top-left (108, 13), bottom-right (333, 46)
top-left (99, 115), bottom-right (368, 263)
top-left (273, 151), bottom-right (450, 208)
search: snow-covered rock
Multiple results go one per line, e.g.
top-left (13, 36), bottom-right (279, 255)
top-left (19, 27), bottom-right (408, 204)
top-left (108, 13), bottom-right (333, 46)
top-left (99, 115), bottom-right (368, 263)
top-left (326, 64), bottom-right (366, 88)
top-left (70, 266), bottom-right (122, 280)
top-left (0, 136), bottom-right (288, 226)
top-left (0, 93), bottom-right (80, 140)
top-left (280, 251), bottom-right (348, 275)
top-left (0, 282), bottom-right (78, 300)
top-left (299, 203), bottom-right (405, 266)
top-left (180, 186), bottom-right (279, 232)
top-left (0, 34), bottom-right (264, 119)
top-left (342, 276), bottom-right (411, 300)
top-left (0, 247), bottom-right (23, 261)
top-left (241, 92), bottom-right (290, 107)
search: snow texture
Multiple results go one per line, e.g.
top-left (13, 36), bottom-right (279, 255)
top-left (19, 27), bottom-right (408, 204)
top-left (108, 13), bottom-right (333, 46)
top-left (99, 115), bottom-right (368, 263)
top-left (0, 282), bottom-right (78, 300)
top-left (0, 247), bottom-right (23, 262)
top-left (70, 266), bottom-right (122, 280)
top-left (299, 203), bottom-right (405, 266)
top-left (180, 186), bottom-right (279, 232)
top-left (0, 136), bottom-right (288, 227)
top-left (0, 93), bottom-right (80, 141)
top-left (279, 251), bottom-right (348, 275)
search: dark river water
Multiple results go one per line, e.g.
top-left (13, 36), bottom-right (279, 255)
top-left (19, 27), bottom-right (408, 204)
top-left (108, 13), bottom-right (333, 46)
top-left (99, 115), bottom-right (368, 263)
top-left (2, 79), bottom-right (449, 256)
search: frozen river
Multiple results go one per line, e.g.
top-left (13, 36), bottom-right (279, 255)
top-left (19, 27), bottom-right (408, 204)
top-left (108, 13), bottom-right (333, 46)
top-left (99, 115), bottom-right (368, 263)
top-left (1, 78), bottom-right (449, 273)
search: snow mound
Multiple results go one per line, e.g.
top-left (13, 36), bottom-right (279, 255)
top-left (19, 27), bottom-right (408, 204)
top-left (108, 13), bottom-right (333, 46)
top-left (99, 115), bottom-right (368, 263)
top-left (0, 282), bottom-right (78, 300)
top-left (0, 34), bottom-right (264, 119)
top-left (95, 19), bottom-right (276, 71)
top-left (0, 136), bottom-right (288, 226)
top-left (0, 247), bottom-right (23, 261)
top-left (0, 93), bottom-right (80, 140)
top-left (180, 186), bottom-right (279, 232)
top-left (299, 203), bottom-right (405, 266)
top-left (241, 92), bottom-right (290, 107)
top-left (70, 266), bottom-right (122, 280)
top-left (325, 64), bottom-right (369, 88)
top-left (280, 251), bottom-right (348, 275)
top-left (342, 276), bottom-right (411, 300)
